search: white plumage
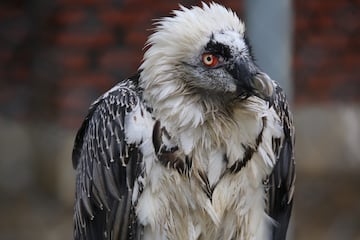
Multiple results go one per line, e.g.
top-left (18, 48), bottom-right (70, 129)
top-left (73, 3), bottom-right (295, 240)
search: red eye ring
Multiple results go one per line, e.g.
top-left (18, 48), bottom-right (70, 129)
top-left (202, 53), bottom-right (219, 67)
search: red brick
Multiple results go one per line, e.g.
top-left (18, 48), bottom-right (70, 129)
top-left (221, 1), bottom-right (243, 13)
top-left (295, 16), bottom-right (309, 31)
top-left (316, 15), bottom-right (334, 29)
top-left (308, 34), bottom-right (348, 48)
top-left (343, 54), bottom-right (360, 70)
top-left (293, 56), bottom-right (303, 70)
top-left (122, 0), bottom-right (170, 8)
top-left (99, 48), bottom-right (141, 72)
top-left (334, 9), bottom-right (360, 32)
top-left (0, 48), bottom-right (12, 63)
top-left (329, 73), bottom-right (359, 85)
top-left (56, 0), bottom-right (109, 6)
top-left (9, 66), bottom-right (29, 82)
top-left (351, 34), bottom-right (360, 48)
top-left (60, 72), bottom-right (115, 89)
top-left (124, 31), bottom-right (148, 47)
top-left (304, 1), bottom-right (348, 12)
top-left (56, 51), bottom-right (89, 71)
top-left (53, 9), bottom-right (86, 25)
top-left (151, 2), bottom-right (187, 12)
top-left (98, 8), bottom-right (151, 27)
top-left (55, 30), bottom-right (115, 48)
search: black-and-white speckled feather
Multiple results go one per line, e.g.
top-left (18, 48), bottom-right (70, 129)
top-left (73, 74), bottom-right (146, 240)
top-left (266, 83), bottom-right (296, 240)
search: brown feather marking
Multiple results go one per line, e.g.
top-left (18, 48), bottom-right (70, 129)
top-left (198, 170), bottom-right (213, 201)
top-left (229, 116), bottom-right (267, 173)
top-left (152, 120), bottom-right (187, 174)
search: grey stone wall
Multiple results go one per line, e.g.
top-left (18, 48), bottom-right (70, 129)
top-left (295, 104), bottom-right (360, 174)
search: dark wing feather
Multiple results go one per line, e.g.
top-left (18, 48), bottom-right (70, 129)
top-left (73, 75), bottom-right (144, 240)
top-left (267, 85), bottom-right (296, 240)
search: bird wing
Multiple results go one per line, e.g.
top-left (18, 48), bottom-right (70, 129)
top-left (266, 84), bottom-right (296, 240)
top-left (72, 74), bottom-right (146, 240)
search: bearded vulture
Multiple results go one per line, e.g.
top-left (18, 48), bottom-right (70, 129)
top-left (72, 3), bottom-right (295, 240)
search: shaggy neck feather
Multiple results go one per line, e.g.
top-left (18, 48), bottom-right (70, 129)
top-left (141, 73), bottom-right (266, 147)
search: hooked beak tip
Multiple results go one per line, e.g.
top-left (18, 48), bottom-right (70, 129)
top-left (251, 73), bottom-right (274, 103)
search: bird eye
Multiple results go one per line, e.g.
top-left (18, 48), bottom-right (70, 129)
top-left (202, 53), bottom-right (219, 67)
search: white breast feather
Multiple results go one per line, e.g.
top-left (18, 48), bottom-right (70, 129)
top-left (133, 3), bottom-right (284, 239)
top-left (134, 98), bottom-right (281, 240)
top-left (124, 104), bottom-right (154, 145)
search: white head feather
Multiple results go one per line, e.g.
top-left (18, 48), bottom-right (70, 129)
top-left (139, 3), bottom-right (247, 132)
top-left (140, 2), bottom-right (245, 87)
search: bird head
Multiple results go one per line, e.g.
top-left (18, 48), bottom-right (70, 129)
top-left (140, 2), bottom-right (274, 104)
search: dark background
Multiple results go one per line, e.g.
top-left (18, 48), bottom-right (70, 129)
top-left (0, 0), bottom-right (359, 239)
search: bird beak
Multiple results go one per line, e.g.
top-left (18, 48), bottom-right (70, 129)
top-left (227, 59), bottom-right (274, 103)
top-left (250, 72), bottom-right (274, 104)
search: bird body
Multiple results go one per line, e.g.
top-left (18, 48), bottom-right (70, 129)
top-left (73, 3), bottom-right (295, 240)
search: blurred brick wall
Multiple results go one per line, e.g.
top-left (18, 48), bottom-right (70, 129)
top-left (294, 0), bottom-right (360, 103)
top-left (0, 0), bottom-right (243, 129)
top-left (1, 0), bottom-right (359, 128)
